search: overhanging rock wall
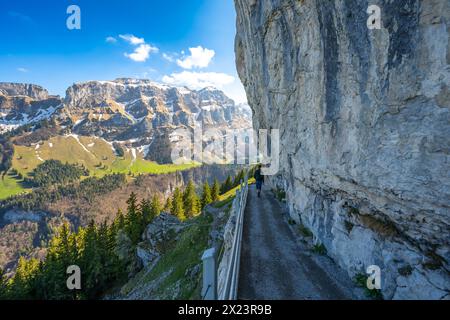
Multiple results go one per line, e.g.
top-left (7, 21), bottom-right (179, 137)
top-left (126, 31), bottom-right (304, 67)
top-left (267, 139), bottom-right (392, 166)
top-left (235, 0), bottom-right (449, 299)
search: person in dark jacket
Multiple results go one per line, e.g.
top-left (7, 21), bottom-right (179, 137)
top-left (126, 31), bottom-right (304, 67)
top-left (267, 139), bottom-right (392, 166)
top-left (254, 164), bottom-right (264, 198)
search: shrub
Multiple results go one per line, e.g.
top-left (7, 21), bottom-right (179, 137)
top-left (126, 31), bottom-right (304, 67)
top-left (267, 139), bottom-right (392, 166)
top-left (273, 187), bottom-right (286, 202)
top-left (344, 221), bottom-right (354, 233)
top-left (312, 243), bottom-right (327, 255)
top-left (398, 265), bottom-right (413, 276)
top-left (299, 224), bottom-right (313, 237)
top-left (354, 273), bottom-right (383, 300)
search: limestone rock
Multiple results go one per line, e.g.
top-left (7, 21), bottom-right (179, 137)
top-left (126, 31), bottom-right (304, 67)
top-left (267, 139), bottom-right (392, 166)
top-left (144, 212), bottom-right (185, 247)
top-left (1, 78), bottom-right (252, 161)
top-left (0, 83), bottom-right (62, 133)
top-left (0, 83), bottom-right (49, 100)
top-left (64, 78), bottom-right (252, 143)
top-left (136, 213), bottom-right (185, 268)
top-left (394, 269), bottom-right (448, 300)
top-left (235, 0), bottom-right (450, 299)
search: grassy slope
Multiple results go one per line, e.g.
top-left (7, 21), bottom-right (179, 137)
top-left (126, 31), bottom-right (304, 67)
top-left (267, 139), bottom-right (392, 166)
top-left (119, 182), bottom-right (247, 300)
top-left (0, 173), bottom-right (27, 199)
top-left (120, 213), bottom-right (213, 300)
top-left (214, 177), bottom-right (255, 205)
top-left (1, 135), bottom-right (198, 200)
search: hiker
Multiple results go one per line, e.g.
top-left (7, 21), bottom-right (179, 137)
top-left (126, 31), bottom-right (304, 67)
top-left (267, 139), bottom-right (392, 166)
top-left (254, 164), bottom-right (264, 198)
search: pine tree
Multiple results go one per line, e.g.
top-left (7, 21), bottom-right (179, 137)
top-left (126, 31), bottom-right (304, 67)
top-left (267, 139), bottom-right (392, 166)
top-left (56, 223), bottom-right (77, 263)
top-left (127, 192), bottom-right (139, 214)
top-left (150, 195), bottom-right (162, 221)
top-left (114, 209), bottom-right (126, 232)
top-left (106, 222), bottom-right (124, 282)
top-left (164, 196), bottom-right (173, 214)
top-left (0, 268), bottom-right (7, 299)
top-left (183, 180), bottom-right (201, 217)
top-left (201, 181), bottom-right (213, 208)
top-left (96, 221), bottom-right (113, 291)
top-left (212, 178), bottom-right (220, 201)
top-left (171, 187), bottom-right (185, 220)
top-left (40, 222), bottom-right (77, 300)
top-left (4, 188), bottom-right (200, 300)
top-left (140, 199), bottom-right (152, 225)
top-left (234, 169), bottom-right (245, 187)
top-left (78, 221), bottom-right (102, 299)
top-left (183, 180), bottom-right (195, 203)
top-left (9, 257), bottom-right (40, 299)
top-left (40, 254), bottom-right (63, 299)
top-left (125, 192), bottom-right (143, 245)
top-left (221, 175), bottom-right (233, 193)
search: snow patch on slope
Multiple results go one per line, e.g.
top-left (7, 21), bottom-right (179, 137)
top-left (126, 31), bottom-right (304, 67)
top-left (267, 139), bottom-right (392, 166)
top-left (0, 104), bottom-right (62, 133)
top-left (66, 134), bottom-right (95, 158)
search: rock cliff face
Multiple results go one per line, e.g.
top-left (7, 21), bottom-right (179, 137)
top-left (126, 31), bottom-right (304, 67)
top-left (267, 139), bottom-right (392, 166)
top-left (0, 83), bottom-right (49, 100)
top-left (62, 79), bottom-right (252, 162)
top-left (1, 79), bottom-right (252, 162)
top-left (0, 83), bottom-right (62, 133)
top-left (235, 0), bottom-right (449, 299)
top-left (64, 78), bottom-right (251, 133)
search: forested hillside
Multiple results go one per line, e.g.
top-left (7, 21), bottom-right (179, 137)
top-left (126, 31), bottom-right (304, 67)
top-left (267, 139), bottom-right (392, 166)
top-left (0, 169), bottom-right (247, 300)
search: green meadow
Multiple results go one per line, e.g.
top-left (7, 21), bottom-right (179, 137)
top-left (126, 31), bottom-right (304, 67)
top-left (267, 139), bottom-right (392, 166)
top-left (0, 135), bottom-right (199, 200)
top-left (0, 173), bottom-right (29, 200)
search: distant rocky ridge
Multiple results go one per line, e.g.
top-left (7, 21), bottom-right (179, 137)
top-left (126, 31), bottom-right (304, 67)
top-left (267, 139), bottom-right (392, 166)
top-left (0, 79), bottom-right (252, 162)
top-left (0, 83), bottom-right (62, 133)
top-left (0, 83), bottom-right (50, 100)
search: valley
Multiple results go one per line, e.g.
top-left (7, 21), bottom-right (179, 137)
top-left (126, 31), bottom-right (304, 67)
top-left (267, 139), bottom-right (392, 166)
top-left (0, 79), bottom-right (251, 287)
top-left (0, 78), bottom-right (252, 200)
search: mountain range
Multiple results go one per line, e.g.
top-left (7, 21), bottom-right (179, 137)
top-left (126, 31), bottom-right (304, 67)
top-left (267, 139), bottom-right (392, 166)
top-left (0, 79), bottom-right (252, 163)
top-left (0, 79), bottom-right (251, 275)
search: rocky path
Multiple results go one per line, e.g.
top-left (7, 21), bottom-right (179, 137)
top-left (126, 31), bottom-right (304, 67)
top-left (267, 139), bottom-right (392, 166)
top-left (238, 185), bottom-right (358, 300)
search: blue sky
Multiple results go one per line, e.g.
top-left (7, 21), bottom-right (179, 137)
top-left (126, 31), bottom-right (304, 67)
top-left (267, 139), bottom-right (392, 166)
top-left (0, 0), bottom-right (247, 103)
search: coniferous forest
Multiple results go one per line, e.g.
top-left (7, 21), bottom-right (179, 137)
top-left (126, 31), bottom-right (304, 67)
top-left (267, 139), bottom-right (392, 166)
top-left (0, 169), bottom-right (247, 300)
top-left (26, 160), bottom-right (90, 188)
top-left (1, 172), bottom-right (126, 212)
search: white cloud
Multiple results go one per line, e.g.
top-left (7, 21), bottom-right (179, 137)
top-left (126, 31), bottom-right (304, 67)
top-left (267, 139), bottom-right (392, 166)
top-left (105, 36), bottom-right (117, 43)
top-left (117, 34), bottom-right (158, 62)
top-left (162, 71), bottom-right (234, 90)
top-left (162, 53), bottom-right (175, 63)
top-left (119, 34), bottom-right (145, 45)
top-left (17, 67), bottom-right (28, 73)
top-left (176, 46), bottom-right (215, 69)
top-left (124, 43), bottom-right (159, 62)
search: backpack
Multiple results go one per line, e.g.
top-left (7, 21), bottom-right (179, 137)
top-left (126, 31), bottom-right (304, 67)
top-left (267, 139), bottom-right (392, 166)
top-left (254, 169), bottom-right (262, 181)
